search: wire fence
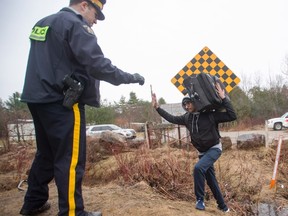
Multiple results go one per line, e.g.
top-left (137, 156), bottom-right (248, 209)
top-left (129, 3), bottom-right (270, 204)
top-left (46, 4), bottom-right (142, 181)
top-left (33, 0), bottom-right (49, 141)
top-left (143, 122), bottom-right (193, 150)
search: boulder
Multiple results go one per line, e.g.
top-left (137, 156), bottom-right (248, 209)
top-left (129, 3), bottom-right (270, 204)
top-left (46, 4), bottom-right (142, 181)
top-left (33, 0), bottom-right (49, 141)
top-left (221, 136), bottom-right (232, 151)
top-left (99, 131), bottom-right (127, 154)
top-left (99, 131), bottom-right (126, 144)
top-left (236, 133), bottom-right (265, 150)
top-left (86, 131), bottom-right (128, 163)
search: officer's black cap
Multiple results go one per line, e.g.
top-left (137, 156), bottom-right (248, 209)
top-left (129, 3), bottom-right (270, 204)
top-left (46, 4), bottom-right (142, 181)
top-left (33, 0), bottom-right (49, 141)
top-left (88, 0), bottom-right (106, 20)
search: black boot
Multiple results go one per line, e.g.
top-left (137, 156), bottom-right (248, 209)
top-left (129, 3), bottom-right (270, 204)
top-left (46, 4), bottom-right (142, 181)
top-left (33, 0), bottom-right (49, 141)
top-left (20, 202), bottom-right (51, 215)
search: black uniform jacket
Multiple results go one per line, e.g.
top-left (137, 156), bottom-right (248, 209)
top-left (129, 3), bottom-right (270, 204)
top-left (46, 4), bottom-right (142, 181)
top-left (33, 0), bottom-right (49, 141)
top-left (156, 98), bottom-right (237, 152)
top-left (21, 7), bottom-right (135, 107)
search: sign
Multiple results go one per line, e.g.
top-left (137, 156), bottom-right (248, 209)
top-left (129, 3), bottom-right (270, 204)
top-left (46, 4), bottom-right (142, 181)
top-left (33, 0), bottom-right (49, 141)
top-left (171, 46), bottom-right (240, 95)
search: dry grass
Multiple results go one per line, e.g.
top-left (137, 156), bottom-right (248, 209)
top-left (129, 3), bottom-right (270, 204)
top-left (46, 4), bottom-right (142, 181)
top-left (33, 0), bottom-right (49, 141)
top-left (0, 135), bottom-right (287, 215)
top-left (84, 144), bottom-right (288, 216)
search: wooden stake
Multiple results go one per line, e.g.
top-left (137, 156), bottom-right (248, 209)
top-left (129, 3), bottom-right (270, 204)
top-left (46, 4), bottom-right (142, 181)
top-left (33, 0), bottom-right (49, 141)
top-left (270, 136), bottom-right (283, 189)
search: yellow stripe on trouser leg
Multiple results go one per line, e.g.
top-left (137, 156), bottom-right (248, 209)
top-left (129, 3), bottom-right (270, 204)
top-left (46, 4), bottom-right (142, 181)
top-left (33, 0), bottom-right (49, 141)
top-left (68, 104), bottom-right (81, 216)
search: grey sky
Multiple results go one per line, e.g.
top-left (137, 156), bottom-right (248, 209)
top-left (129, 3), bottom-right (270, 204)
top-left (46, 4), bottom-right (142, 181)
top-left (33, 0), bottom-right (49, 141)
top-left (0, 0), bottom-right (287, 104)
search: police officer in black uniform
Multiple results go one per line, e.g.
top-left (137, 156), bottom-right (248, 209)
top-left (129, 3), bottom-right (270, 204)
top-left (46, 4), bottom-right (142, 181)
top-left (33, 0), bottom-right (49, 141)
top-left (20, 0), bottom-right (145, 215)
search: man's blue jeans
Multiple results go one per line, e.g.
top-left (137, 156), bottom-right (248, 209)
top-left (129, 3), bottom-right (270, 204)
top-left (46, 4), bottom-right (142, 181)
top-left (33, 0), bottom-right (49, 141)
top-left (193, 147), bottom-right (226, 209)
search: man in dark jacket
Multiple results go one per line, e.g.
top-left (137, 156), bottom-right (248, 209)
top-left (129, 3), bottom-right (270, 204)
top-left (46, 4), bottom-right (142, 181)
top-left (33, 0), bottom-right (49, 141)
top-left (152, 83), bottom-right (236, 213)
top-left (20, 0), bottom-right (144, 216)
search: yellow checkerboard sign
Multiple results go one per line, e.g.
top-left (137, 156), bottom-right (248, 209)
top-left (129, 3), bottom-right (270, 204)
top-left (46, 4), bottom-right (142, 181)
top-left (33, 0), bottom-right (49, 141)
top-left (171, 46), bottom-right (240, 95)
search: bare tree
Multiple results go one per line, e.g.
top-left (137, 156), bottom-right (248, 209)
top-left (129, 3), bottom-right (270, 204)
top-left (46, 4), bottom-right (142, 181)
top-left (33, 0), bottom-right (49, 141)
top-left (281, 54), bottom-right (288, 77)
top-left (253, 70), bottom-right (263, 88)
top-left (239, 72), bottom-right (253, 94)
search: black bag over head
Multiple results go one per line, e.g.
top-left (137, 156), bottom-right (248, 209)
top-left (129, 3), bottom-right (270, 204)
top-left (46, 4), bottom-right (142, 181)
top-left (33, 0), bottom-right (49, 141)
top-left (183, 72), bottom-right (228, 112)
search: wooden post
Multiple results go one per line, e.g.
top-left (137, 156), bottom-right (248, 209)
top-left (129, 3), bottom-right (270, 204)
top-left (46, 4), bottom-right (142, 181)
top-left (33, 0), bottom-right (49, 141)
top-left (145, 122), bottom-right (151, 149)
top-left (167, 127), bottom-right (170, 144)
top-left (186, 128), bottom-right (190, 151)
top-left (270, 136), bottom-right (283, 189)
top-left (177, 125), bottom-right (182, 148)
top-left (265, 120), bottom-right (269, 147)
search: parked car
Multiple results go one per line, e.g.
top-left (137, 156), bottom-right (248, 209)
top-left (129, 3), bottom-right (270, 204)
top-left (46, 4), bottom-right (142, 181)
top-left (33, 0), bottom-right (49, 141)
top-left (266, 112), bottom-right (288, 130)
top-left (86, 124), bottom-right (136, 139)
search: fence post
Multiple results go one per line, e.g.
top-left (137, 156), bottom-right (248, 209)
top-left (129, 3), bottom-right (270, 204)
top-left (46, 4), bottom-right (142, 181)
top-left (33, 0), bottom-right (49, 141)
top-left (265, 120), bottom-right (269, 147)
top-left (145, 122), bottom-right (151, 149)
top-left (186, 128), bottom-right (190, 151)
top-left (177, 125), bottom-right (182, 148)
top-left (167, 127), bottom-right (170, 144)
top-left (161, 128), bottom-right (167, 144)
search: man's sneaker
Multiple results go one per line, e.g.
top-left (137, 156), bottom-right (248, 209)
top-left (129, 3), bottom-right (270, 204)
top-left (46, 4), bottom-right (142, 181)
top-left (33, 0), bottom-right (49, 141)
top-left (20, 202), bottom-right (51, 215)
top-left (195, 200), bottom-right (205, 210)
top-left (218, 206), bottom-right (230, 213)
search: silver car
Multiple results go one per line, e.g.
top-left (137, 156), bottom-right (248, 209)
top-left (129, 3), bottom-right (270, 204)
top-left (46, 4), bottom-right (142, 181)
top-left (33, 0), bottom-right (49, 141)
top-left (86, 124), bottom-right (136, 139)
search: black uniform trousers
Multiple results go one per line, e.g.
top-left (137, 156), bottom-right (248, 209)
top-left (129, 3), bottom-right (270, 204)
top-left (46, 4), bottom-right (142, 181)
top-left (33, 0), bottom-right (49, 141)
top-left (23, 102), bottom-right (86, 216)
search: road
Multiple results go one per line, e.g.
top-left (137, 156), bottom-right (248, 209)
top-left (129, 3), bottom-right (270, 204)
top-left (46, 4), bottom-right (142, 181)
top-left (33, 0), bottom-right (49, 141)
top-left (220, 129), bottom-right (288, 145)
top-left (140, 126), bottom-right (288, 147)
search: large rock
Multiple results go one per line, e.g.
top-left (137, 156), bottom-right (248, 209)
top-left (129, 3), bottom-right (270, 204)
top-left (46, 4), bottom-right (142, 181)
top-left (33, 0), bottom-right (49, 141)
top-left (86, 131), bottom-right (128, 163)
top-left (236, 133), bottom-right (265, 150)
top-left (221, 136), bottom-right (232, 151)
top-left (99, 131), bottom-right (126, 144)
top-left (99, 131), bottom-right (127, 154)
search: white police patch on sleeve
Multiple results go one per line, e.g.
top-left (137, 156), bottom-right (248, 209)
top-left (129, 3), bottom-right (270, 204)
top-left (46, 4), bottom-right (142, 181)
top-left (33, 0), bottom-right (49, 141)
top-left (83, 25), bottom-right (95, 35)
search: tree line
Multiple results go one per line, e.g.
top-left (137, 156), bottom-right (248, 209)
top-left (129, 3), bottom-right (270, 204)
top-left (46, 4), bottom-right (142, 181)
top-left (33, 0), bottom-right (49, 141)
top-left (0, 74), bottom-right (287, 144)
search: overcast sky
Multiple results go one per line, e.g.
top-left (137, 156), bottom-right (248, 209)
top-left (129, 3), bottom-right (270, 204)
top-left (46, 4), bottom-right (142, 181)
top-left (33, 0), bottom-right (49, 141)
top-left (0, 0), bottom-right (287, 104)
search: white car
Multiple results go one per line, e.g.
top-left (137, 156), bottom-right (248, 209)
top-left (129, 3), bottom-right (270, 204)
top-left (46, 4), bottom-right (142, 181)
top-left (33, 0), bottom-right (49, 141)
top-left (86, 124), bottom-right (136, 139)
top-left (266, 112), bottom-right (288, 130)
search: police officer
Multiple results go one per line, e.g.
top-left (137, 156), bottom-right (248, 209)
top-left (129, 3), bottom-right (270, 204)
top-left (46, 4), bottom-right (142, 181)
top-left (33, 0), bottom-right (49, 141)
top-left (20, 0), bottom-right (145, 215)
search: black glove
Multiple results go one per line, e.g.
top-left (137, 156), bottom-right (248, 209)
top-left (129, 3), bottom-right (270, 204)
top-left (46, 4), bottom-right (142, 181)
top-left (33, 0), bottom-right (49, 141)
top-left (131, 73), bottom-right (145, 85)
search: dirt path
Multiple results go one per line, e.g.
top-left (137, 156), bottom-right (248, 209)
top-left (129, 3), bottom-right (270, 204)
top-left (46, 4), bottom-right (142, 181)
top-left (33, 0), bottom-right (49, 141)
top-left (0, 181), bottom-right (234, 216)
